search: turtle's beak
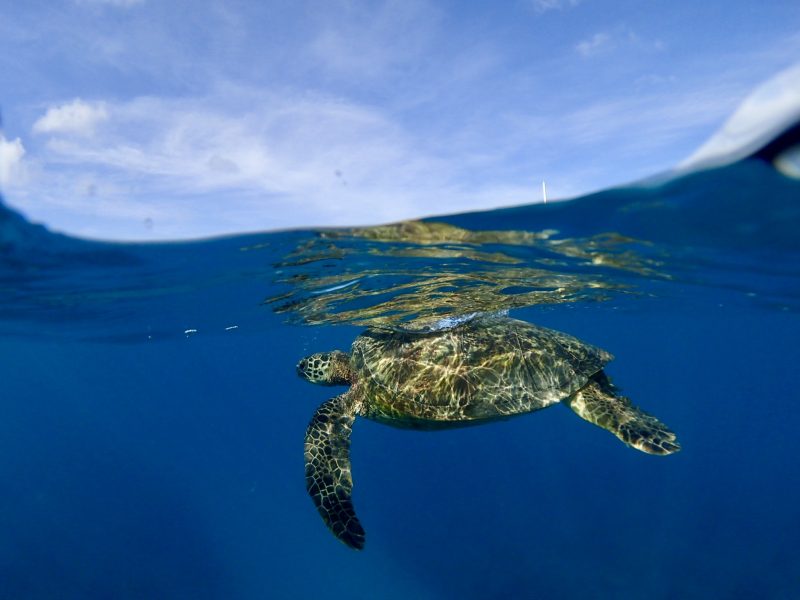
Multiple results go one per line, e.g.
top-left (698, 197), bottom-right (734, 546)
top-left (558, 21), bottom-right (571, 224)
top-left (296, 358), bottom-right (309, 379)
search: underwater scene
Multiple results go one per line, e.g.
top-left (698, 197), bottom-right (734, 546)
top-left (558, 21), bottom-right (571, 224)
top-left (1, 125), bottom-right (799, 599)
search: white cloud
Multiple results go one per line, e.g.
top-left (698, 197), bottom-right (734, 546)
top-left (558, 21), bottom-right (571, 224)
top-left (19, 91), bottom-right (466, 238)
top-left (574, 27), bottom-right (663, 59)
top-left (44, 94), bottom-right (425, 196)
top-left (575, 32), bottom-right (611, 57)
top-left (0, 134), bottom-right (25, 188)
top-left (531, 0), bottom-right (581, 14)
top-left (33, 99), bottom-right (109, 136)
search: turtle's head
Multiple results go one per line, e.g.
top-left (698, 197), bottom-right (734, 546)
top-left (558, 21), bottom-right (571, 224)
top-left (297, 350), bottom-right (353, 386)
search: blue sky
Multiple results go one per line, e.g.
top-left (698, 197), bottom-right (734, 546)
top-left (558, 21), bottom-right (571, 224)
top-left (1, 0), bottom-right (799, 240)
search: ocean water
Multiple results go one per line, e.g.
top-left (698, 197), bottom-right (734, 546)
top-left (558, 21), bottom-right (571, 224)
top-left (1, 135), bottom-right (799, 599)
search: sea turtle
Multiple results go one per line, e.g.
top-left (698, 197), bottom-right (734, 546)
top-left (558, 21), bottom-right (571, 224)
top-left (297, 315), bottom-right (679, 549)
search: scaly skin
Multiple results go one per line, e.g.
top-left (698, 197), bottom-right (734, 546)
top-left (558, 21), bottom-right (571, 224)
top-left (304, 393), bottom-right (365, 549)
top-left (565, 372), bottom-right (680, 455)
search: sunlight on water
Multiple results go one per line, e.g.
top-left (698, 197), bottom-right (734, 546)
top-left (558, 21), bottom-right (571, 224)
top-left (264, 222), bottom-right (665, 330)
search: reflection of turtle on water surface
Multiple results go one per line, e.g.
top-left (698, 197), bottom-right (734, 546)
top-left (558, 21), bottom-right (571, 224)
top-left (297, 315), bottom-right (680, 549)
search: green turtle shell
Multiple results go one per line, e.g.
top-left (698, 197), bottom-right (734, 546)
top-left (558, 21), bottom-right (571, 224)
top-left (351, 315), bottom-right (612, 427)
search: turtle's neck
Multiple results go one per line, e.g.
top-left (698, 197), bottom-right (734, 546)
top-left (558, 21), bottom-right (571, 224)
top-left (328, 350), bottom-right (354, 385)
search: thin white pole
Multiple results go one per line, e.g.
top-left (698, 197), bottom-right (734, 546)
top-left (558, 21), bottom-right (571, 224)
top-left (542, 180), bottom-right (547, 204)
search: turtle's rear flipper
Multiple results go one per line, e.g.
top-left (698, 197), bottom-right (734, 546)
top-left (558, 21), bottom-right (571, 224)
top-left (566, 372), bottom-right (680, 455)
top-left (305, 394), bottom-right (366, 549)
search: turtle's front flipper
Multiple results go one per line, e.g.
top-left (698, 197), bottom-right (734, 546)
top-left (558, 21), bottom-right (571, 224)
top-left (566, 372), bottom-right (680, 455)
top-left (305, 393), bottom-right (365, 549)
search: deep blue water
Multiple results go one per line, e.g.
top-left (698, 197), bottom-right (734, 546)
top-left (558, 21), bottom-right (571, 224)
top-left (1, 142), bottom-right (799, 598)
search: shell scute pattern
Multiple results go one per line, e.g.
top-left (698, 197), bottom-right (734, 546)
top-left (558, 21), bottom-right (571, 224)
top-left (352, 317), bottom-right (611, 424)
